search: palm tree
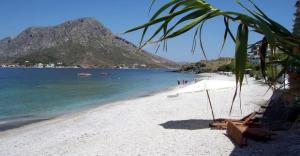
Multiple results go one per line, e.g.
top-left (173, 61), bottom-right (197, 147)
top-left (126, 0), bottom-right (300, 110)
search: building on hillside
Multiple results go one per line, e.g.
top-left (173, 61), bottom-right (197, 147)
top-left (45, 63), bottom-right (55, 68)
top-left (247, 41), bottom-right (272, 65)
top-left (34, 63), bottom-right (44, 68)
top-left (248, 41), bottom-right (262, 65)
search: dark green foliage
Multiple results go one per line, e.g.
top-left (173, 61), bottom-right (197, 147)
top-left (217, 63), bottom-right (234, 72)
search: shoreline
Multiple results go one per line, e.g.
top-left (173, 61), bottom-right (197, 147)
top-left (0, 84), bottom-right (184, 136)
top-left (0, 78), bottom-right (185, 132)
top-left (0, 73), bottom-right (276, 156)
top-left (0, 68), bottom-right (193, 132)
top-left (0, 117), bottom-right (51, 132)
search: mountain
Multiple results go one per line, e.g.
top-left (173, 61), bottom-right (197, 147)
top-left (0, 17), bottom-right (178, 68)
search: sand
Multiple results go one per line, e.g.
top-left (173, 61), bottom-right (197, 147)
top-left (0, 73), bottom-right (279, 156)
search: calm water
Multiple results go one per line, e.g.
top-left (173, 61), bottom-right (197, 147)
top-left (0, 68), bottom-right (195, 122)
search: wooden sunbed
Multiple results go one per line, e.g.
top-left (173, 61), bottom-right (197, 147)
top-left (209, 112), bottom-right (258, 130)
top-left (244, 127), bottom-right (272, 141)
top-left (226, 121), bottom-right (272, 147)
top-left (226, 121), bottom-right (247, 146)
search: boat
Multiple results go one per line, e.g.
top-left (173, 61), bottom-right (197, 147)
top-left (78, 73), bottom-right (92, 77)
top-left (100, 72), bottom-right (109, 76)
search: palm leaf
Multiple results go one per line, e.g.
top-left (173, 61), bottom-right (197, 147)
top-left (236, 1), bottom-right (275, 47)
top-left (219, 17), bottom-right (236, 57)
top-left (126, 0), bottom-right (300, 114)
top-left (259, 37), bottom-right (268, 80)
top-left (248, 0), bottom-right (291, 36)
top-left (230, 23), bottom-right (248, 114)
top-left (163, 9), bottom-right (210, 37)
top-left (148, 0), bottom-right (156, 16)
top-left (162, 10), bottom-right (219, 40)
top-left (199, 20), bottom-right (208, 60)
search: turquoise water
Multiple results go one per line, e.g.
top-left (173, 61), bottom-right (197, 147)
top-left (0, 68), bottom-right (195, 122)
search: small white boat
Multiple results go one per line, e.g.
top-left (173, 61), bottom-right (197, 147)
top-left (100, 72), bottom-right (109, 76)
top-left (78, 73), bottom-right (92, 77)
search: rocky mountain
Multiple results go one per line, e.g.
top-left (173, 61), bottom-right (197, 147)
top-left (0, 17), bottom-right (178, 68)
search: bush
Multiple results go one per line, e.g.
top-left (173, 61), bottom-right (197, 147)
top-left (217, 63), bottom-right (235, 72)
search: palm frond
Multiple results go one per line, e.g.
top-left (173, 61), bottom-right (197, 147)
top-left (126, 0), bottom-right (300, 114)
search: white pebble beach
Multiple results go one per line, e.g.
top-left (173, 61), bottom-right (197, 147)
top-left (0, 73), bottom-right (276, 156)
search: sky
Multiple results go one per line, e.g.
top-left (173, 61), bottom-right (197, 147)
top-left (0, 0), bottom-right (296, 62)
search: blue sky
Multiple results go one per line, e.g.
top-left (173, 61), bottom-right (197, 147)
top-left (0, 0), bottom-right (296, 62)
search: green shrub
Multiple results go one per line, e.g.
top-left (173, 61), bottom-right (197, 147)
top-left (217, 63), bottom-right (235, 72)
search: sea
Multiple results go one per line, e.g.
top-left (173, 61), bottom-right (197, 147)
top-left (0, 68), bottom-right (196, 130)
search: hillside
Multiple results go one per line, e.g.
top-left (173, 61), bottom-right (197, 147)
top-left (0, 17), bottom-right (178, 68)
top-left (180, 57), bottom-right (234, 73)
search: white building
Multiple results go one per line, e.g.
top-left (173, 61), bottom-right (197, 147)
top-left (35, 63), bottom-right (44, 68)
top-left (248, 41), bottom-right (272, 65)
top-left (45, 63), bottom-right (55, 68)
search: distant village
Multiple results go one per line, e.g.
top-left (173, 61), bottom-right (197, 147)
top-left (0, 61), bottom-right (149, 69)
top-left (0, 61), bottom-right (79, 68)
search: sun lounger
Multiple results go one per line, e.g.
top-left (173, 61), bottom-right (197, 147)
top-left (226, 121), bottom-right (272, 146)
top-left (244, 127), bottom-right (272, 141)
top-left (226, 121), bottom-right (247, 146)
top-left (209, 112), bottom-right (257, 130)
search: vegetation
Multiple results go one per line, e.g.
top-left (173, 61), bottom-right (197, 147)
top-left (204, 57), bottom-right (233, 72)
top-left (217, 63), bottom-right (234, 72)
top-left (127, 0), bottom-right (300, 113)
top-left (180, 57), bottom-right (233, 73)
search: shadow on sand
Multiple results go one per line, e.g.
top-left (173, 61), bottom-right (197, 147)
top-left (159, 119), bottom-right (213, 130)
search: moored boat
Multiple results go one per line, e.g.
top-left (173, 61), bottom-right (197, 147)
top-left (100, 72), bottom-right (109, 76)
top-left (78, 73), bottom-right (92, 77)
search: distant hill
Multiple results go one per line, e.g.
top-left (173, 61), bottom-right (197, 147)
top-left (179, 57), bottom-right (234, 73)
top-left (0, 17), bottom-right (178, 68)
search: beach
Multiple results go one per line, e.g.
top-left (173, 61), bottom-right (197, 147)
top-left (0, 73), bottom-right (279, 155)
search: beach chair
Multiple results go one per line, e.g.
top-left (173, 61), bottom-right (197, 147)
top-left (244, 127), bottom-right (272, 141)
top-left (209, 112), bottom-right (258, 130)
top-left (226, 121), bottom-right (247, 146)
top-left (226, 121), bottom-right (272, 147)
